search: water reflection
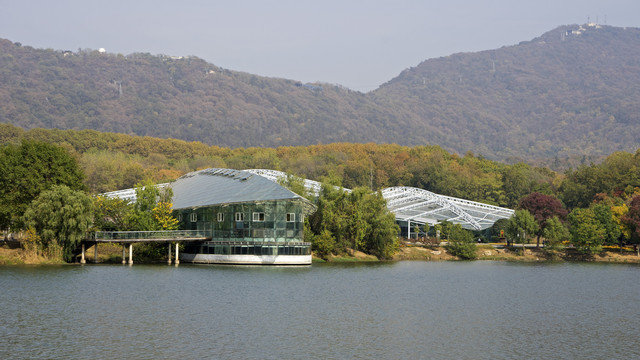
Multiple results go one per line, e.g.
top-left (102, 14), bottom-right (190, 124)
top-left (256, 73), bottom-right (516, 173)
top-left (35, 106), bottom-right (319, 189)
top-left (1, 262), bottom-right (639, 359)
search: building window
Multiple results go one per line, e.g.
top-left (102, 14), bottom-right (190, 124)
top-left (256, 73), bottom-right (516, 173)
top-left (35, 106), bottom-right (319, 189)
top-left (217, 212), bottom-right (224, 222)
top-left (286, 213), bottom-right (295, 222)
top-left (190, 213), bottom-right (197, 222)
top-left (253, 212), bottom-right (265, 222)
top-left (235, 212), bottom-right (244, 222)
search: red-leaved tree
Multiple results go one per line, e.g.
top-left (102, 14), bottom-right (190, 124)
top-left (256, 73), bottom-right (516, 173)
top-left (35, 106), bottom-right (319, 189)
top-left (622, 195), bottom-right (640, 255)
top-left (518, 192), bottom-right (568, 248)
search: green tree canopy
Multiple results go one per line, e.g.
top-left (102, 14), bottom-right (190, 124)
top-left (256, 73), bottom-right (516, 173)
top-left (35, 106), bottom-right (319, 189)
top-left (308, 182), bottom-right (398, 260)
top-left (506, 209), bottom-right (539, 245)
top-left (542, 216), bottom-right (570, 251)
top-left (0, 140), bottom-right (85, 230)
top-left (568, 208), bottom-right (606, 253)
top-left (446, 224), bottom-right (477, 260)
top-left (22, 185), bottom-right (93, 262)
top-left (125, 181), bottom-right (175, 231)
top-left (590, 202), bottom-right (621, 246)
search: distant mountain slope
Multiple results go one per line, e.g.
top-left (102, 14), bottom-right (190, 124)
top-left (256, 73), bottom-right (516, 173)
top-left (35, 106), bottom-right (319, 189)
top-left (0, 41), bottom-right (389, 147)
top-left (1, 24), bottom-right (639, 161)
top-left (373, 24), bottom-right (640, 160)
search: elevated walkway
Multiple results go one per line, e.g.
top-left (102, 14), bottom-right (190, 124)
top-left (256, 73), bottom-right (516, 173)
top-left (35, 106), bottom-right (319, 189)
top-left (81, 230), bottom-right (210, 265)
top-left (93, 230), bottom-right (210, 243)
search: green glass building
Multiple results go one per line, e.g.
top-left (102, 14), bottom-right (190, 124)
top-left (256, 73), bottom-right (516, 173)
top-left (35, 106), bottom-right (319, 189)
top-left (171, 168), bottom-right (315, 264)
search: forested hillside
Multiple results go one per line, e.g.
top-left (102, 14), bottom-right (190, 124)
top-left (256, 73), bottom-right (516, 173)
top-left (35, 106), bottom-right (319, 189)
top-left (1, 24), bottom-right (639, 161)
top-left (0, 124), bottom-right (556, 209)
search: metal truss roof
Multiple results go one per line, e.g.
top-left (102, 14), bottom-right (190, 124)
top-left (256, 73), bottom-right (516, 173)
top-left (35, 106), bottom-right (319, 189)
top-left (245, 169), bottom-right (325, 197)
top-left (246, 170), bottom-right (513, 230)
top-left (99, 183), bottom-right (169, 202)
top-left (381, 187), bottom-right (514, 230)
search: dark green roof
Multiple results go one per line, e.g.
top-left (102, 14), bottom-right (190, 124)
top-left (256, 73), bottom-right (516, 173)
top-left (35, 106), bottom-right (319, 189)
top-left (170, 168), bottom-right (313, 212)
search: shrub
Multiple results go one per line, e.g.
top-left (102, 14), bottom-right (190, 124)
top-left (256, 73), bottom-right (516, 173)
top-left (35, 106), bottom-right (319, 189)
top-left (446, 225), bottom-right (477, 260)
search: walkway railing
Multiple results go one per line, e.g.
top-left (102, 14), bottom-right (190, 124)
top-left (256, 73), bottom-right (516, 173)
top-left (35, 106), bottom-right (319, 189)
top-left (93, 229), bottom-right (304, 242)
top-left (94, 230), bottom-right (210, 241)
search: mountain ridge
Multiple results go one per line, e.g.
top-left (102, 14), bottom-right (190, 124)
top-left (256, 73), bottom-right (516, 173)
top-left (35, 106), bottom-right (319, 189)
top-left (1, 24), bottom-right (639, 161)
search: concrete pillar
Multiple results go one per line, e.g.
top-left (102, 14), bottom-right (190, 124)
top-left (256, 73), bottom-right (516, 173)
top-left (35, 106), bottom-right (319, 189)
top-left (167, 243), bottom-right (172, 265)
top-left (94, 242), bottom-right (98, 263)
top-left (175, 242), bottom-right (180, 265)
top-left (122, 245), bottom-right (126, 264)
top-left (128, 243), bottom-right (133, 265)
top-left (407, 219), bottom-right (411, 239)
top-left (80, 243), bottom-right (86, 264)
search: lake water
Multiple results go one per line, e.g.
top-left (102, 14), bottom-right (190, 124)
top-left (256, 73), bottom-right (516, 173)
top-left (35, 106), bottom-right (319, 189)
top-left (1, 261), bottom-right (639, 359)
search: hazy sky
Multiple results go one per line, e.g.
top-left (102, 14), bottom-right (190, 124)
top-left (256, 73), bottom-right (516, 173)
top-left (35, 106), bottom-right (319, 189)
top-left (1, 0), bottom-right (638, 92)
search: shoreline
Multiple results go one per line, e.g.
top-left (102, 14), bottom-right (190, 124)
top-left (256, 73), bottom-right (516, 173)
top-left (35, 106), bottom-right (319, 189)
top-left (391, 244), bottom-right (640, 264)
top-left (3, 243), bottom-right (640, 265)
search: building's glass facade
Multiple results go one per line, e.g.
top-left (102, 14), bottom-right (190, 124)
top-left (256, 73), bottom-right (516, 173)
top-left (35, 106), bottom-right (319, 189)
top-left (175, 199), bottom-right (310, 256)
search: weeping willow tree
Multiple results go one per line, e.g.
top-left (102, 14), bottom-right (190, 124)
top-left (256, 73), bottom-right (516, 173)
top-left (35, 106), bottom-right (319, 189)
top-left (22, 185), bottom-right (94, 262)
top-left (308, 183), bottom-right (399, 260)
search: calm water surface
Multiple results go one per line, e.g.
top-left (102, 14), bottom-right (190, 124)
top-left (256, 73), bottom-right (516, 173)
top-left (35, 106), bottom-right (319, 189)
top-left (1, 261), bottom-right (639, 359)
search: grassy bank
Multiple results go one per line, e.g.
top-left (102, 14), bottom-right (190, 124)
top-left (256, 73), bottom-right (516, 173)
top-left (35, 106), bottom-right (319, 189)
top-left (0, 245), bottom-right (66, 265)
top-left (394, 244), bottom-right (640, 263)
top-left (3, 243), bottom-right (640, 265)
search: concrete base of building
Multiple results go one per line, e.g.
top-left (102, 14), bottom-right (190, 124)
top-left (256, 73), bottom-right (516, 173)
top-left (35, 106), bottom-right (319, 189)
top-left (180, 253), bottom-right (311, 265)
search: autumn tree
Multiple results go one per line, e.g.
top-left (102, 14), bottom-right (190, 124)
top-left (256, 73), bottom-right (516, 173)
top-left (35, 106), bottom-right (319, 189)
top-left (518, 192), bottom-right (567, 247)
top-left (622, 195), bottom-right (640, 255)
top-left (153, 201), bottom-right (179, 230)
top-left (93, 195), bottom-right (132, 231)
top-left (611, 203), bottom-right (631, 250)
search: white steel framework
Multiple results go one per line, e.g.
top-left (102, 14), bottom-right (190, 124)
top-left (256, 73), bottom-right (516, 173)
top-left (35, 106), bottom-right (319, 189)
top-left (246, 169), bottom-right (513, 231)
top-left (245, 169), bottom-right (327, 197)
top-left (381, 187), bottom-right (514, 230)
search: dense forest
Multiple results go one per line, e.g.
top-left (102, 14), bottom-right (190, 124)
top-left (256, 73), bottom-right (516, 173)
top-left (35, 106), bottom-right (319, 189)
top-left (1, 24), bottom-right (639, 163)
top-left (3, 125), bottom-right (640, 260)
top-left (0, 124), bottom-right (557, 208)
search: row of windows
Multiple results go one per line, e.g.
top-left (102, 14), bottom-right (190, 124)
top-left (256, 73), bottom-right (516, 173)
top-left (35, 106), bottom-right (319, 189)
top-left (182, 212), bottom-right (296, 223)
top-left (199, 244), bottom-right (311, 256)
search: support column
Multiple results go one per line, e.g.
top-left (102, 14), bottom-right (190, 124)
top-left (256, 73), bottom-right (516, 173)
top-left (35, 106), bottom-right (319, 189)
top-left (407, 219), bottom-right (411, 240)
top-left (167, 243), bottom-right (172, 265)
top-left (122, 245), bottom-right (126, 264)
top-left (80, 243), bottom-right (86, 264)
top-left (175, 242), bottom-right (180, 265)
top-left (94, 242), bottom-right (98, 263)
top-left (128, 243), bottom-right (133, 265)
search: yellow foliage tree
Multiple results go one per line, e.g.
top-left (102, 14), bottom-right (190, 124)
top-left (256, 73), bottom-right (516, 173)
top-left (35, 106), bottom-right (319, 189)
top-left (152, 202), bottom-right (179, 230)
top-left (611, 203), bottom-right (631, 240)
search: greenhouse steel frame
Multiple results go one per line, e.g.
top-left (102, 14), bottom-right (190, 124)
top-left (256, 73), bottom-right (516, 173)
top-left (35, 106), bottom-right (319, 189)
top-left (246, 170), bottom-right (514, 231)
